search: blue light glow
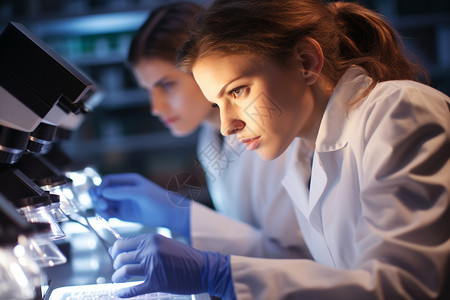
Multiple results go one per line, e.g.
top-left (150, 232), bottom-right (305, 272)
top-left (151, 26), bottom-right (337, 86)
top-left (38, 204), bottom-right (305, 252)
top-left (32, 11), bottom-right (149, 36)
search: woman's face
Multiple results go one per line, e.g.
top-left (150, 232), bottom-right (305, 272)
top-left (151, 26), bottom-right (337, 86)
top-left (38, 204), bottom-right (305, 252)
top-left (192, 53), bottom-right (322, 160)
top-left (133, 58), bottom-right (216, 137)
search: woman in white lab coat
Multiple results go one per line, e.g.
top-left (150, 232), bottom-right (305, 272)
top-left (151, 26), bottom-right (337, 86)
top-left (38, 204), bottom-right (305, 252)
top-left (91, 1), bottom-right (310, 260)
top-left (106, 0), bottom-right (449, 299)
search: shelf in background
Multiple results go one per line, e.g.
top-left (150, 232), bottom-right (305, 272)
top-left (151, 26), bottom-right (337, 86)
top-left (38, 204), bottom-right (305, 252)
top-left (64, 131), bottom-right (198, 158)
top-left (0, 0), bottom-right (207, 31)
top-left (99, 88), bottom-right (149, 109)
top-left (28, 10), bottom-right (149, 36)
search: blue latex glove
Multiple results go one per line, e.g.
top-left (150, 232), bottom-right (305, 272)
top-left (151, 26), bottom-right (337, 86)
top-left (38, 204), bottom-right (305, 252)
top-left (110, 234), bottom-right (236, 299)
top-left (89, 173), bottom-right (191, 241)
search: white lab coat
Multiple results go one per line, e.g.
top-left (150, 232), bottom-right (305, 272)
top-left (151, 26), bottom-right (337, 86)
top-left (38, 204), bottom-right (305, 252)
top-left (190, 120), bottom-right (312, 259)
top-left (230, 68), bottom-right (450, 299)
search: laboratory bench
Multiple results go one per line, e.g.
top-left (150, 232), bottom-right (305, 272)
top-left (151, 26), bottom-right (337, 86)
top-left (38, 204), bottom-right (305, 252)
top-left (42, 216), bottom-right (207, 299)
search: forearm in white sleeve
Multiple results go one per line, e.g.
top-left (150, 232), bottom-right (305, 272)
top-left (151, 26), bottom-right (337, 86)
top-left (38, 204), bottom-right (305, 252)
top-left (190, 201), bottom-right (310, 259)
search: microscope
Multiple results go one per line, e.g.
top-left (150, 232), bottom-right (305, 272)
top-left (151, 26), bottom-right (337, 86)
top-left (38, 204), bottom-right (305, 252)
top-left (0, 22), bottom-right (102, 299)
top-left (0, 192), bottom-right (41, 300)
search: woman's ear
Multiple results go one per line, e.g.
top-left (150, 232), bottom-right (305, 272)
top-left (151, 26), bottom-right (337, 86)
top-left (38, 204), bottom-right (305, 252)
top-left (294, 37), bottom-right (324, 85)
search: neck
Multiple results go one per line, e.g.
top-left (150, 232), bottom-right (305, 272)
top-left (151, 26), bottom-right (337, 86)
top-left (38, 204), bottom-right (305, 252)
top-left (303, 79), bottom-right (333, 150)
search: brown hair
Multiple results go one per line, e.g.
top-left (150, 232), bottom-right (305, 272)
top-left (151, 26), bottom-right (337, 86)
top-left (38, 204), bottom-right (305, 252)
top-left (128, 1), bottom-right (204, 65)
top-left (177, 0), bottom-right (427, 107)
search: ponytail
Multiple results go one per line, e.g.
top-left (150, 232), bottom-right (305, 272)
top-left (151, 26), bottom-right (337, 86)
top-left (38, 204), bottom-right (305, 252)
top-left (328, 2), bottom-right (428, 106)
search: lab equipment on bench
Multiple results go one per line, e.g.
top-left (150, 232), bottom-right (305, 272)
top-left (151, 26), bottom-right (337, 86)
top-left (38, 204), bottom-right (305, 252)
top-left (0, 193), bottom-right (42, 300)
top-left (47, 281), bottom-right (211, 300)
top-left (0, 21), bottom-right (212, 299)
top-left (0, 20), bottom-right (103, 299)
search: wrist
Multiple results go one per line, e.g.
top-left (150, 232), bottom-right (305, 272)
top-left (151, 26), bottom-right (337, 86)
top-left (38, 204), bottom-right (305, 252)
top-left (169, 198), bottom-right (191, 243)
top-left (203, 253), bottom-right (236, 299)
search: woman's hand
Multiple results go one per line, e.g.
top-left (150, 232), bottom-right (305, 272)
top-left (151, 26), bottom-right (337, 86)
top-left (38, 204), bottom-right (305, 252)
top-left (110, 234), bottom-right (235, 299)
top-left (89, 173), bottom-right (190, 238)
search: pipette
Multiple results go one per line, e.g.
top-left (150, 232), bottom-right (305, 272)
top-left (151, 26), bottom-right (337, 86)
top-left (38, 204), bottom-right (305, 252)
top-left (95, 213), bottom-right (122, 240)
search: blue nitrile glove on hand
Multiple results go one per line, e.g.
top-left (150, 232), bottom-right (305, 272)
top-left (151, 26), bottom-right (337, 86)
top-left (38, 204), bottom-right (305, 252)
top-left (110, 233), bottom-right (236, 299)
top-left (89, 173), bottom-right (191, 241)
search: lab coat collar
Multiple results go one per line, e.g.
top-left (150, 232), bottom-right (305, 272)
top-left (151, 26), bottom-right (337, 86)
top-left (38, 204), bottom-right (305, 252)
top-left (315, 67), bottom-right (373, 153)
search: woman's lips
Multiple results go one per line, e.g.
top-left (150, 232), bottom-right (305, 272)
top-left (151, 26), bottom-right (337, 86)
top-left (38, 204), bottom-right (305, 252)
top-left (161, 116), bottom-right (179, 126)
top-left (239, 136), bottom-right (261, 151)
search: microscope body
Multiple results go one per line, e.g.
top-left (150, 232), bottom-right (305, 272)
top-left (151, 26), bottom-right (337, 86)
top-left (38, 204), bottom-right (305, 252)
top-left (0, 21), bottom-right (101, 300)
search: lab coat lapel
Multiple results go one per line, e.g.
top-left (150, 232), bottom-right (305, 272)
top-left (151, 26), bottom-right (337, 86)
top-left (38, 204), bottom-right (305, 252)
top-left (308, 151), bottom-right (328, 231)
top-left (281, 139), bottom-right (312, 218)
top-left (307, 67), bottom-right (370, 233)
top-left (308, 147), bottom-right (346, 234)
top-left (282, 142), bottom-right (341, 234)
top-left (283, 160), bottom-right (310, 214)
top-left (282, 141), bottom-right (337, 267)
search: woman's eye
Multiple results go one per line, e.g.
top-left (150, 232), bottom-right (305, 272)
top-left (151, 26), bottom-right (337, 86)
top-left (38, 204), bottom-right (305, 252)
top-left (211, 103), bottom-right (219, 108)
top-left (229, 86), bottom-right (246, 99)
top-left (161, 81), bottom-right (175, 91)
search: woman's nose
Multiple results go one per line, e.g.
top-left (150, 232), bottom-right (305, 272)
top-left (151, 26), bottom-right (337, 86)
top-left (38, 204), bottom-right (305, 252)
top-left (222, 119), bottom-right (245, 136)
top-left (220, 107), bottom-right (245, 136)
top-left (150, 91), bottom-right (168, 116)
